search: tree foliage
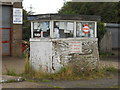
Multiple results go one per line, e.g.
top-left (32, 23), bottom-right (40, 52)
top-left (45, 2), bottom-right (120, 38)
top-left (59, 2), bottom-right (119, 23)
top-left (23, 9), bottom-right (31, 41)
top-left (97, 22), bottom-right (106, 43)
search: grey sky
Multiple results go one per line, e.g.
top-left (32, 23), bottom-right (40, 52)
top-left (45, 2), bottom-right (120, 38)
top-left (23, 0), bottom-right (65, 14)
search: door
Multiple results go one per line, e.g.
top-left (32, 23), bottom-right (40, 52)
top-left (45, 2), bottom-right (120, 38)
top-left (0, 5), bottom-right (11, 55)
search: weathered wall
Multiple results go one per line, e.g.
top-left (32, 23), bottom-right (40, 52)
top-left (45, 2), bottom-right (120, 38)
top-left (12, 2), bottom-right (22, 56)
top-left (30, 38), bottom-right (53, 72)
top-left (105, 23), bottom-right (120, 49)
top-left (100, 31), bottom-right (112, 53)
top-left (30, 38), bottom-right (99, 73)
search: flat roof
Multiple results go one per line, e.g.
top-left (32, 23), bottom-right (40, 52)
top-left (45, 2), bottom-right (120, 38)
top-left (28, 14), bottom-right (101, 21)
top-left (0, 0), bottom-right (23, 5)
top-left (0, 0), bottom-right (23, 2)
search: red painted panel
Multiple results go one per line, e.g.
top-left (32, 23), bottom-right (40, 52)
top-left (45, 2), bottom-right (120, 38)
top-left (1, 28), bottom-right (12, 56)
top-left (0, 28), bottom-right (11, 30)
top-left (2, 41), bottom-right (10, 43)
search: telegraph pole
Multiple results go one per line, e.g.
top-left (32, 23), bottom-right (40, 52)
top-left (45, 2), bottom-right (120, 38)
top-left (28, 4), bottom-right (35, 15)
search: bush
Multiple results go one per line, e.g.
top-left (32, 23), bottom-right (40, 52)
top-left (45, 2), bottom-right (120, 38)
top-left (97, 22), bottom-right (107, 48)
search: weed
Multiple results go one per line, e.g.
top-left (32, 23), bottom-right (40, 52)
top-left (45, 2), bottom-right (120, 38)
top-left (26, 79), bottom-right (36, 82)
top-left (47, 85), bottom-right (62, 88)
top-left (24, 54), bottom-right (35, 77)
top-left (6, 79), bottom-right (16, 83)
top-left (23, 55), bottom-right (118, 80)
top-left (4, 65), bottom-right (17, 76)
top-left (41, 79), bottom-right (51, 82)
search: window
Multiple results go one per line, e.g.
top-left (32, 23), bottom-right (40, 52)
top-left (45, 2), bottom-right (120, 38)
top-left (32, 21), bottom-right (96, 38)
top-left (76, 22), bottom-right (95, 37)
top-left (33, 21), bottom-right (50, 38)
top-left (53, 21), bottom-right (74, 38)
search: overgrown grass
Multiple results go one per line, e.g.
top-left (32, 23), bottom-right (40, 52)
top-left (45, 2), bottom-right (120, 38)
top-left (23, 54), bottom-right (118, 81)
top-left (23, 54), bottom-right (35, 78)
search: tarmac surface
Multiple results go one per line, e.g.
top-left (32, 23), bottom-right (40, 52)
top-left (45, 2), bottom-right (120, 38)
top-left (2, 77), bottom-right (119, 88)
top-left (2, 56), bottom-right (25, 75)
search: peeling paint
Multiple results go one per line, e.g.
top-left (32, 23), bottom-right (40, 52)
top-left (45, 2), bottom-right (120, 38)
top-left (30, 38), bottom-right (99, 73)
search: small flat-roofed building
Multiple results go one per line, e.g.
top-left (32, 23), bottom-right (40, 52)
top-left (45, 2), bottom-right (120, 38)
top-left (28, 14), bottom-right (101, 73)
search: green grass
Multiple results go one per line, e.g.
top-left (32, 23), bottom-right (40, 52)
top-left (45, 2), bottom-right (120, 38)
top-left (41, 79), bottom-right (51, 82)
top-left (24, 64), bottom-right (118, 81)
top-left (47, 85), bottom-right (62, 88)
top-left (99, 52), bottom-right (115, 58)
top-left (23, 54), bottom-right (118, 81)
top-left (5, 69), bottom-right (18, 76)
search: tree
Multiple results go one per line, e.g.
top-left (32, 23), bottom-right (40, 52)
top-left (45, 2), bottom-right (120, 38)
top-left (23, 9), bottom-right (31, 41)
top-left (59, 2), bottom-right (119, 23)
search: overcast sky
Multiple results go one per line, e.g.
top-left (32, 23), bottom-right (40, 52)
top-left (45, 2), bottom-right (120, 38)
top-left (23, 0), bottom-right (66, 14)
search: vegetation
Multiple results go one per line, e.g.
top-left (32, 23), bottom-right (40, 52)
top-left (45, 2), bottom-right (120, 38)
top-left (99, 52), bottom-right (115, 58)
top-left (23, 55), bottom-right (118, 81)
top-left (59, 2), bottom-right (120, 48)
top-left (4, 65), bottom-right (17, 76)
top-left (23, 9), bottom-right (31, 41)
top-left (59, 2), bottom-right (119, 23)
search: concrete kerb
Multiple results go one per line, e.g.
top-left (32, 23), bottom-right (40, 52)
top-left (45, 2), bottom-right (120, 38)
top-left (0, 75), bottom-right (25, 83)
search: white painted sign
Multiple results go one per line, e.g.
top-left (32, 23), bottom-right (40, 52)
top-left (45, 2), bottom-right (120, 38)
top-left (13, 8), bottom-right (23, 24)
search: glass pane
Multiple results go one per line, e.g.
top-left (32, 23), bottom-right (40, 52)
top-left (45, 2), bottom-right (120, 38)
top-left (33, 21), bottom-right (50, 38)
top-left (76, 22), bottom-right (95, 37)
top-left (53, 21), bottom-right (74, 38)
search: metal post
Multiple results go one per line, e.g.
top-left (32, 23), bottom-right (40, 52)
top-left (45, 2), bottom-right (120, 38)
top-left (31, 21), bottom-right (33, 38)
top-left (95, 22), bottom-right (97, 38)
top-left (74, 21), bottom-right (76, 38)
top-left (50, 20), bottom-right (54, 38)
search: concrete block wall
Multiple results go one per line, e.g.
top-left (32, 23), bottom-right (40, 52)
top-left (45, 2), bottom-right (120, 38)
top-left (30, 38), bottom-right (99, 73)
top-left (12, 2), bottom-right (23, 57)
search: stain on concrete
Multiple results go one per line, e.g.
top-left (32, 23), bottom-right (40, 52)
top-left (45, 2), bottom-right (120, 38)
top-left (30, 38), bottom-right (99, 73)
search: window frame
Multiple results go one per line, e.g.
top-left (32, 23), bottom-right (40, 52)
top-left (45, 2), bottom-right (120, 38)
top-left (76, 21), bottom-right (97, 38)
top-left (31, 20), bottom-right (50, 38)
top-left (31, 20), bottom-right (97, 38)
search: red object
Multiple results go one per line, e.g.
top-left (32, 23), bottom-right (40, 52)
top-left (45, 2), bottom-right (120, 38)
top-left (1, 28), bottom-right (12, 56)
top-left (82, 24), bottom-right (90, 34)
top-left (0, 28), bottom-right (11, 30)
top-left (22, 43), bottom-right (25, 53)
